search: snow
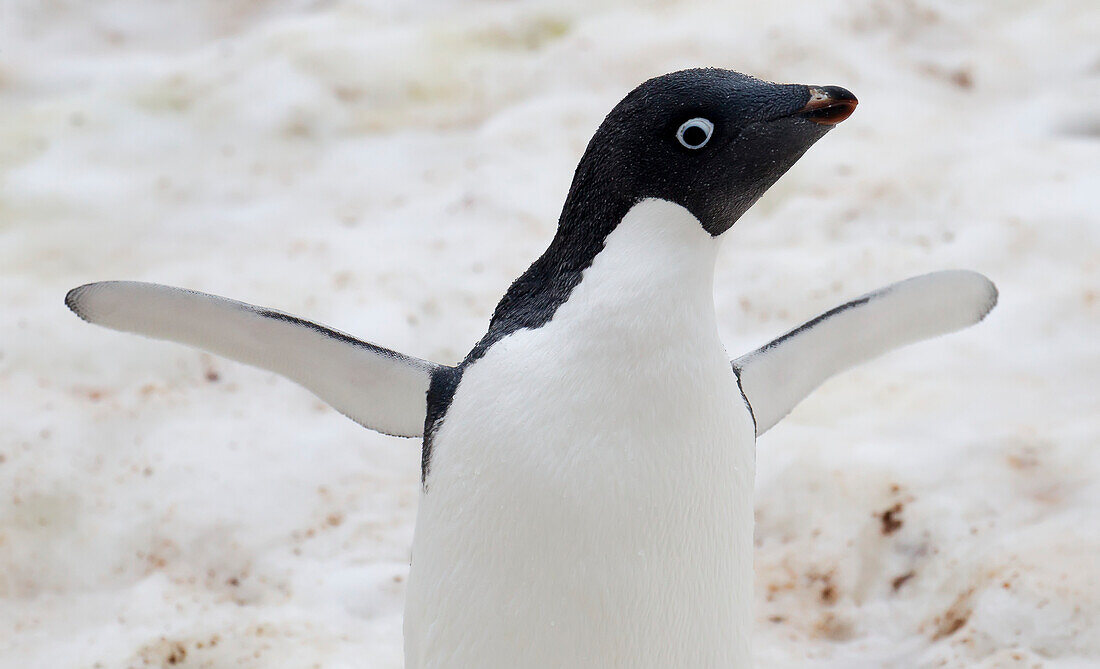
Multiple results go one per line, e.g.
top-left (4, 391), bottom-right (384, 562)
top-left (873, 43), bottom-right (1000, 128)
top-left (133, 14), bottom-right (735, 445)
top-left (1, 0), bottom-right (1097, 666)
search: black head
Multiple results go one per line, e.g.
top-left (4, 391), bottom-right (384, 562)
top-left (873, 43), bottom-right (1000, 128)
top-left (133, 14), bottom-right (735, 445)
top-left (560, 68), bottom-right (857, 236)
top-left (422, 70), bottom-right (856, 481)
top-left (481, 68), bottom-right (858, 351)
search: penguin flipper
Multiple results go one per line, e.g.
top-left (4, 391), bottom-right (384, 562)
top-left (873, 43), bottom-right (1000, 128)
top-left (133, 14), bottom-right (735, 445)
top-left (66, 281), bottom-right (441, 438)
top-left (732, 270), bottom-right (997, 436)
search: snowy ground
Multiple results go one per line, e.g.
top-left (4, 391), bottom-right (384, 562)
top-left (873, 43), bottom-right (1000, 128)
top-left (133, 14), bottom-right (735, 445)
top-left (1, 1), bottom-right (1098, 667)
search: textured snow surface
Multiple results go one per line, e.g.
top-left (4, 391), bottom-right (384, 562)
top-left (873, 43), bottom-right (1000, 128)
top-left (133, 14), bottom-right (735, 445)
top-left (1, 1), bottom-right (1098, 667)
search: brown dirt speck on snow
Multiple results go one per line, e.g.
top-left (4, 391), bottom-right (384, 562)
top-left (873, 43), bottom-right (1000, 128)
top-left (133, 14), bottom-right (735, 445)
top-left (892, 571), bottom-right (916, 591)
top-left (930, 589), bottom-right (974, 641)
top-left (136, 637), bottom-right (188, 666)
top-left (879, 502), bottom-right (904, 535)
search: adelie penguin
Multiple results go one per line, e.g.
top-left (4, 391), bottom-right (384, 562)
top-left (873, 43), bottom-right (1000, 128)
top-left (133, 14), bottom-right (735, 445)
top-left (66, 68), bottom-right (997, 667)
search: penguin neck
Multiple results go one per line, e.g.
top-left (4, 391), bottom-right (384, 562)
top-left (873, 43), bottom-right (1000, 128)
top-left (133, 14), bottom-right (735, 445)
top-left (475, 198), bottom-right (720, 363)
top-left (560, 197), bottom-right (721, 325)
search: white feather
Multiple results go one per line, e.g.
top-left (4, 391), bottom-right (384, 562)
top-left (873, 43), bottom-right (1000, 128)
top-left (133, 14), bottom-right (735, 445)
top-left (65, 281), bottom-right (439, 438)
top-left (734, 270), bottom-right (997, 435)
top-left (404, 199), bottom-right (757, 668)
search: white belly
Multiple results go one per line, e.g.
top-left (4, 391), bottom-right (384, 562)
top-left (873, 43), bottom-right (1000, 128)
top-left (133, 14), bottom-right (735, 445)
top-left (404, 200), bottom-right (757, 668)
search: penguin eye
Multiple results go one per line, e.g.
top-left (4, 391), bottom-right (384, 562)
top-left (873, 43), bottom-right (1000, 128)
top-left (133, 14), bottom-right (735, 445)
top-left (676, 118), bottom-right (714, 149)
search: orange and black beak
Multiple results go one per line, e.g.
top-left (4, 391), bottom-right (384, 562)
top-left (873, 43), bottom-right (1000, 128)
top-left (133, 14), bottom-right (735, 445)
top-left (799, 86), bottom-right (858, 126)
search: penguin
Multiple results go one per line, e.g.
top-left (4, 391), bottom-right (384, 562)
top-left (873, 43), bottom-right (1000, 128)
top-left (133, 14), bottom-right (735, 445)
top-left (66, 68), bottom-right (997, 668)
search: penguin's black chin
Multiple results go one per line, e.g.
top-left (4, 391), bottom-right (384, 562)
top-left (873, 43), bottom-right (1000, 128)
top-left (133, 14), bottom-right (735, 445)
top-left (797, 86), bottom-right (858, 126)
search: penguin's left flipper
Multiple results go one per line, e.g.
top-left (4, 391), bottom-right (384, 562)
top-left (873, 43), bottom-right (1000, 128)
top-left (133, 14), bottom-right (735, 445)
top-left (732, 270), bottom-right (997, 436)
top-left (66, 281), bottom-right (442, 438)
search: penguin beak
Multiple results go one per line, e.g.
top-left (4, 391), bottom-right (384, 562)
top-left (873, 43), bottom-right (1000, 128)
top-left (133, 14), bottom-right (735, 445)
top-left (798, 86), bottom-right (858, 126)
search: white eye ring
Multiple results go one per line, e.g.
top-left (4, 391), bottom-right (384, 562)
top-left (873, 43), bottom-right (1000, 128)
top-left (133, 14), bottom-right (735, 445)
top-left (676, 117), bottom-right (714, 149)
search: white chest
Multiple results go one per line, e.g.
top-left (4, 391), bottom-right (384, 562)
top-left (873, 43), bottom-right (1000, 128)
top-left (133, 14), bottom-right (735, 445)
top-left (404, 200), bottom-right (757, 668)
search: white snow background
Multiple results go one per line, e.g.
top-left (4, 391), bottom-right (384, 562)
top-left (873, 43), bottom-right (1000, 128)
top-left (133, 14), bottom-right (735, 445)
top-left (1, 0), bottom-right (1098, 667)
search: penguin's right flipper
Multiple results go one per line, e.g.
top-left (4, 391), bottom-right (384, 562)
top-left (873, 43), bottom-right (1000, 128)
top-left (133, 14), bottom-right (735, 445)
top-left (733, 270), bottom-right (997, 436)
top-left (66, 281), bottom-right (442, 438)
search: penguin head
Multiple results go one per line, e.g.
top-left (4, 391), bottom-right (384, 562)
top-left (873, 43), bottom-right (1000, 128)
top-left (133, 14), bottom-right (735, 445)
top-left (563, 68), bottom-right (857, 236)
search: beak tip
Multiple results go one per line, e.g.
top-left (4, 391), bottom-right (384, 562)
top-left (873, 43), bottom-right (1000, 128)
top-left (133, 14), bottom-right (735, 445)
top-left (801, 85), bottom-right (858, 126)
